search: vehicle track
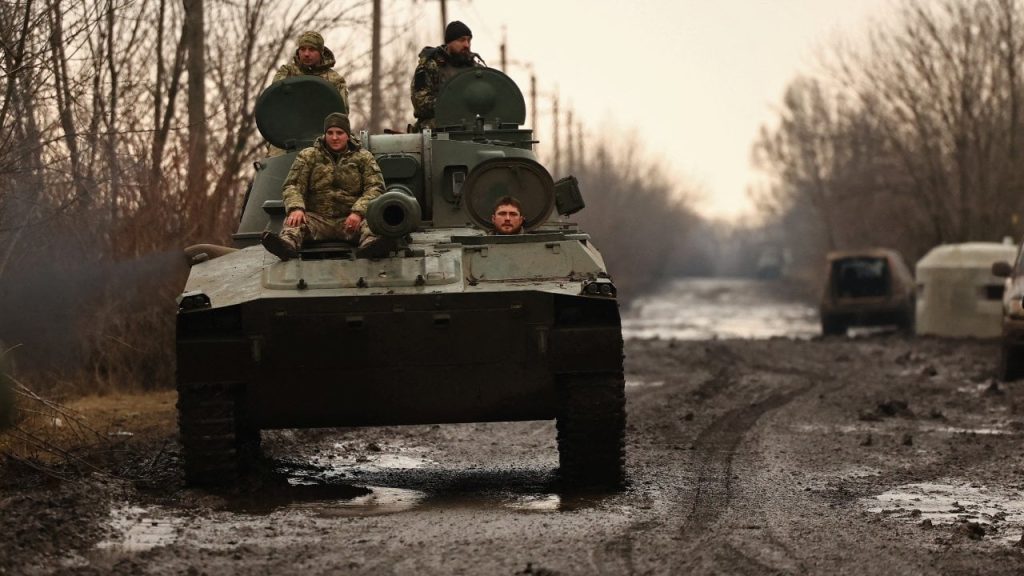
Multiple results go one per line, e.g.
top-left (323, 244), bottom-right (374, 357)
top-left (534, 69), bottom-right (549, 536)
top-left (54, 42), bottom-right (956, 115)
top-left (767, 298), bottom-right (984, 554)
top-left (682, 383), bottom-right (813, 530)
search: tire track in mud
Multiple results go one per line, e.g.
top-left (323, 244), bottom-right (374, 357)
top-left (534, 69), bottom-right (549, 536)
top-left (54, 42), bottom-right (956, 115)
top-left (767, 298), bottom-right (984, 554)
top-left (683, 383), bottom-right (813, 529)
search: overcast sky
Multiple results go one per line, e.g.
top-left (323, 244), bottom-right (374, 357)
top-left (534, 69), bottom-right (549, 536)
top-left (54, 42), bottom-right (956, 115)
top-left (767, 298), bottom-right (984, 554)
top-left (400, 0), bottom-right (898, 221)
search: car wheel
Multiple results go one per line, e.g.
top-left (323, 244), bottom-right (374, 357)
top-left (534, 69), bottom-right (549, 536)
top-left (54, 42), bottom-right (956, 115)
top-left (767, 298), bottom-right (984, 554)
top-left (999, 342), bottom-right (1024, 382)
top-left (898, 306), bottom-right (916, 335)
top-left (821, 316), bottom-right (846, 336)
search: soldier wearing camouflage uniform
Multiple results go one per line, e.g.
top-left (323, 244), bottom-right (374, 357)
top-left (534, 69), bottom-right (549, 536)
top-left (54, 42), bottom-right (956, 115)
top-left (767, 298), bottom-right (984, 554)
top-left (261, 113), bottom-right (396, 261)
top-left (410, 21), bottom-right (485, 131)
top-left (275, 31), bottom-right (349, 110)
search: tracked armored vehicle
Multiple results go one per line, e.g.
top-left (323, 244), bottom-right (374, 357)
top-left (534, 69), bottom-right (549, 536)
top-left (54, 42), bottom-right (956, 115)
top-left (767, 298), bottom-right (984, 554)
top-left (176, 70), bottom-right (624, 489)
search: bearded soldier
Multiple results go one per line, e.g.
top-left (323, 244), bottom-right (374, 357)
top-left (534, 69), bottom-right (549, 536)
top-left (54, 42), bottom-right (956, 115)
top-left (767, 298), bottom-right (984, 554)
top-left (261, 113), bottom-right (396, 261)
top-left (490, 196), bottom-right (525, 235)
top-left (410, 21), bottom-right (486, 131)
top-left (275, 31), bottom-right (349, 110)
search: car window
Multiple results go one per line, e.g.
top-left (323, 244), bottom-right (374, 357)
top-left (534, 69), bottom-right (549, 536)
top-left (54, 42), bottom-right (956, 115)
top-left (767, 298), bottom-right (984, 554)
top-left (833, 257), bottom-right (890, 298)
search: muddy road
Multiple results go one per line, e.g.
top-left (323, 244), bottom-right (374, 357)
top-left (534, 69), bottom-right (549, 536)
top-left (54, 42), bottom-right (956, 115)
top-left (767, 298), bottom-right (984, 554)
top-left (5, 279), bottom-right (1024, 574)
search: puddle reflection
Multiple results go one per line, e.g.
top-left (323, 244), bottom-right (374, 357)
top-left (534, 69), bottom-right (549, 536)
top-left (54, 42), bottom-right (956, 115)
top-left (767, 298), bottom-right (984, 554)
top-left (862, 481), bottom-right (1024, 545)
top-left (98, 449), bottom-right (614, 552)
top-left (622, 278), bottom-right (819, 341)
top-left (96, 505), bottom-right (183, 552)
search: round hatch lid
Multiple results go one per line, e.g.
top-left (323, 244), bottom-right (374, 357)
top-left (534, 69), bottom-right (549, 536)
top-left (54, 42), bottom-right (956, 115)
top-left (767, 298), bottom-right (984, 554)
top-left (435, 68), bottom-right (527, 128)
top-left (255, 76), bottom-right (347, 150)
top-left (463, 158), bottom-right (555, 232)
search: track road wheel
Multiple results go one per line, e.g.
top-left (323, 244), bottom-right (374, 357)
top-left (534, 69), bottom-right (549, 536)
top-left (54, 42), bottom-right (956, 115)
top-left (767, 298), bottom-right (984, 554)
top-left (177, 381), bottom-right (260, 486)
top-left (556, 372), bottom-right (626, 490)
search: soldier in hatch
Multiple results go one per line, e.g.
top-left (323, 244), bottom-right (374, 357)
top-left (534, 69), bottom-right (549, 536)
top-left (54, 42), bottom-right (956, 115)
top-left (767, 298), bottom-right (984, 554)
top-left (274, 31), bottom-right (349, 110)
top-left (410, 20), bottom-right (485, 131)
top-left (260, 113), bottom-right (396, 261)
top-left (490, 196), bottom-right (525, 235)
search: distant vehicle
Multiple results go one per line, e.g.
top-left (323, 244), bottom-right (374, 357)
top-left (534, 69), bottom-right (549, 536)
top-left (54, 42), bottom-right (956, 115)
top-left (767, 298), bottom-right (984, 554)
top-left (915, 242), bottom-right (1016, 338)
top-left (819, 248), bottom-right (916, 336)
top-left (175, 71), bottom-right (625, 489)
top-left (755, 245), bottom-right (785, 280)
top-left (991, 239), bottom-right (1024, 380)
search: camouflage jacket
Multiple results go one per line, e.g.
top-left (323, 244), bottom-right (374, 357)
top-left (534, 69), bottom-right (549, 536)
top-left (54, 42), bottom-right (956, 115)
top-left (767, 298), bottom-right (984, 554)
top-left (410, 46), bottom-right (483, 128)
top-left (274, 46), bottom-right (349, 111)
top-left (281, 138), bottom-right (385, 218)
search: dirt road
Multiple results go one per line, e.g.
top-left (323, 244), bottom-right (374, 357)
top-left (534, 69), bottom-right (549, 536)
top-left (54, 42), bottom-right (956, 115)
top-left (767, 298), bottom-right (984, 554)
top-left (4, 332), bottom-right (1024, 575)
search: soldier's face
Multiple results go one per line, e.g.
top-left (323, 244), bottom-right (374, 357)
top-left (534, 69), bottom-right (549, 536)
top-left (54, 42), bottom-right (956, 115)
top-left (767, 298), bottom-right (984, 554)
top-left (491, 204), bottom-right (523, 234)
top-left (325, 127), bottom-right (349, 152)
top-left (446, 36), bottom-right (472, 57)
top-left (298, 45), bottom-right (321, 66)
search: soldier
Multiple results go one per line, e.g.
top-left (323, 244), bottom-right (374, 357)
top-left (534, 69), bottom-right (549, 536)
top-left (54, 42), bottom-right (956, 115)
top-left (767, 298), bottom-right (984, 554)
top-left (274, 31), bottom-right (349, 110)
top-left (261, 113), bottom-right (396, 261)
top-left (490, 196), bottom-right (525, 235)
top-left (410, 20), bottom-right (485, 131)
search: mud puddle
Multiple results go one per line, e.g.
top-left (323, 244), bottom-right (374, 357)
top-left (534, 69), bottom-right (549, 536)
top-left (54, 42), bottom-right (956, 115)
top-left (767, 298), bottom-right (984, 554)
top-left (622, 278), bottom-right (818, 340)
top-left (862, 481), bottom-right (1024, 545)
top-left (793, 423), bottom-right (1017, 436)
top-left (98, 449), bottom-right (605, 552)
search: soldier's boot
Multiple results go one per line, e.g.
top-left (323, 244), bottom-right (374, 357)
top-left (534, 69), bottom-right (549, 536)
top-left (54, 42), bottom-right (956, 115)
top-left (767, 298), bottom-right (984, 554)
top-left (355, 235), bottom-right (398, 260)
top-left (261, 231), bottom-right (299, 261)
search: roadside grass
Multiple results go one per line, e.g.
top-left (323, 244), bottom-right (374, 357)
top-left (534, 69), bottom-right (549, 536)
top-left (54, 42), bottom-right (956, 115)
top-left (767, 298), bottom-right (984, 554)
top-left (0, 349), bottom-right (11, 430)
top-left (0, 371), bottom-right (177, 481)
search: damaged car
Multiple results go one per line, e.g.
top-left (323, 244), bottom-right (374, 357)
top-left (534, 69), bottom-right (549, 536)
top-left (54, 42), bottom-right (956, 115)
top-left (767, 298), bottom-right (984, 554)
top-left (819, 249), bottom-right (916, 336)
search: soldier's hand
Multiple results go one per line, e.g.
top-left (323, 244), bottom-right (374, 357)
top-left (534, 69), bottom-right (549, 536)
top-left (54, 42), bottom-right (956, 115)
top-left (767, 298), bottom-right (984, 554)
top-left (344, 212), bottom-right (363, 234)
top-left (286, 209), bottom-right (306, 228)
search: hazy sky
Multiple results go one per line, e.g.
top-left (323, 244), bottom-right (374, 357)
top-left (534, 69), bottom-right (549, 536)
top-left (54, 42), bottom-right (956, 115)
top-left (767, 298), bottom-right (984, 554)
top-left (404, 0), bottom-right (897, 220)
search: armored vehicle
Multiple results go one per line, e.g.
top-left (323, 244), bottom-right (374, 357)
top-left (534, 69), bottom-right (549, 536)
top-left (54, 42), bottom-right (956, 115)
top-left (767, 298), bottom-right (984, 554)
top-left (176, 71), bottom-right (625, 489)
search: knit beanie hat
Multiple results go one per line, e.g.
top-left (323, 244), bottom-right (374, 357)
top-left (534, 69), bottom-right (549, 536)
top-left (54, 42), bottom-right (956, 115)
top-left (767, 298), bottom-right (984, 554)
top-left (297, 31), bottom-right (325, 53)
top-left (444, 21), bottom-right (472, 44)
top-left (323, 112), bottom-right (351, 135)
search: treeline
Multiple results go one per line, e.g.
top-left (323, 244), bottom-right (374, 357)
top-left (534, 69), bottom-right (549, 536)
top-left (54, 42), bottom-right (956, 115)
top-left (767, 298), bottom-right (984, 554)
top-left (754, 0), bottom-right (1024, 285)
top-left (0, 1), bottom-right (697, 393)
top-left (0, 0), bottom-right (379, 392)
top-left (562, 135), bottom-right (701, 301)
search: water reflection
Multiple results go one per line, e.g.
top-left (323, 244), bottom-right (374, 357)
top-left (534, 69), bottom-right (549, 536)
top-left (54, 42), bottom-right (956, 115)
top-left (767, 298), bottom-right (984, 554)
top-left (862, 481), bottom-right (1024, 545)
top-left (622, 278), bottom-right (819, 340)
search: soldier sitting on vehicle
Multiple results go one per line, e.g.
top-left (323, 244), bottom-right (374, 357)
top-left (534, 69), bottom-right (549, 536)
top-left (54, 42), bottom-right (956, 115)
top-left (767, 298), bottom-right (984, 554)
top-left (410, 20), bottom-right (486, 131)
top-left (260, 113), bottom-right (397, 261)
top-left (274, 30), bottom-right (349, 109)
top-left (490, 196), bottom-right (525, 235)
top-left (266, 31), bottom-right (350, 157)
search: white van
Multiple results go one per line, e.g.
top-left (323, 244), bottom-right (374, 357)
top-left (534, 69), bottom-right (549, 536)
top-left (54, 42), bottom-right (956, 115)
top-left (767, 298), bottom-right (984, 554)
top-left (915, 242), bottom-right (1017, 337)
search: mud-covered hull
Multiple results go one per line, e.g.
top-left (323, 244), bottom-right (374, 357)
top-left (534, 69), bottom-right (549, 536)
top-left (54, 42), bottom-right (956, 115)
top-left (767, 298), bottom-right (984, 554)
top-left (177, 290), bottom-right (622, 429)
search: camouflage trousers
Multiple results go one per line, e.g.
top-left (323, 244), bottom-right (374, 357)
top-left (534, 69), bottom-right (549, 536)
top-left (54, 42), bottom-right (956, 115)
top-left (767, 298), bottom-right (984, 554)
top-left (279, 211), bottom-right (379, 249)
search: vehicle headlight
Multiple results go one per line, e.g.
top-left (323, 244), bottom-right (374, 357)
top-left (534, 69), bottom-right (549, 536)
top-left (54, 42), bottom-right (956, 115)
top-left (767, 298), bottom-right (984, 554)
top-left (581, 278), bottom-right (617, 298)
top-left (177, 291), bottom-right (211, 311)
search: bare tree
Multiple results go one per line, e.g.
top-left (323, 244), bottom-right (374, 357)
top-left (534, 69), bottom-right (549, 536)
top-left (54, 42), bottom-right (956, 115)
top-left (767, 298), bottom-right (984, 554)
top-left (755, 0), bottom-right (1024, 286)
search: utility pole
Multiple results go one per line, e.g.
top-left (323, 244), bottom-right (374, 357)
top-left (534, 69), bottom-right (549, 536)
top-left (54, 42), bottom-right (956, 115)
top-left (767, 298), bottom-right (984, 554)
top-left (567, 108), bottom-right (574, 173)
top-left (552, 91), bottom-right (560, 176)
top-left (184, 0), bottom-right (207, 229)
top-left (576, 120), bottom-right (585, 171)
top-left (370, 0), bottom-right (382, 133)
top-left (500, 27), bottom-right (507, 71)
top-left (530, 73), bottom-right (537, 135)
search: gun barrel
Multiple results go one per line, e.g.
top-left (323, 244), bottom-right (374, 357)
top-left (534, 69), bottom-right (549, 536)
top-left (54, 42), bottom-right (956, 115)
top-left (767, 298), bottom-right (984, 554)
top-left (365, 189), bottom-right (422, 238)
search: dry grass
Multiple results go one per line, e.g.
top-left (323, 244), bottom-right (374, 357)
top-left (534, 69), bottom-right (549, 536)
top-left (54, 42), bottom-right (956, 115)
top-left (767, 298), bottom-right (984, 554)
top-left (0, 375), bottom-right (177, 481)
